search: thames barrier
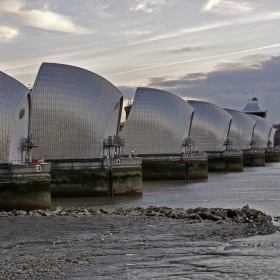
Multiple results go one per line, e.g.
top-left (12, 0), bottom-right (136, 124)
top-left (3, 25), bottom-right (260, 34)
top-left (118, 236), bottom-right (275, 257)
top-left (0, 63), bottom-right (279, 210)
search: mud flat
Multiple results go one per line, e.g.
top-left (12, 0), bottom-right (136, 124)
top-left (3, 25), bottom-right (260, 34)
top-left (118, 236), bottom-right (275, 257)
top-left (0, 206), bottom-right (278, 279)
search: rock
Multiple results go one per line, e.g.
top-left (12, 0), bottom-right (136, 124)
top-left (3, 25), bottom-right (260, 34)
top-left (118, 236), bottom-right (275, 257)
top-left (241, 205), bottom-right (250, 211)
top-left (198, 211), bottom-right (214, 220)
top-left (193, 207), bottom-right (208, 213)
top-left (214, 210), bottom-right (227, 219)
top-left (189, 213), bottom-right (202, 220)
top-left (186, 208), bottom-right (194, 214)
top-left (234, 216), bottom-right (244, 223)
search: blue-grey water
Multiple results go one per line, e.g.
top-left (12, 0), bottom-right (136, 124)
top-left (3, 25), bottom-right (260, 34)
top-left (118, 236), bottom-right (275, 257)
top-left (51, 163), bottom-right (280, 279)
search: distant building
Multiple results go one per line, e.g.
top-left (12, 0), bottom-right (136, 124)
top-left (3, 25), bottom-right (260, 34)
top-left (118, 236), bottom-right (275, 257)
top-left (242, 97), bottom-right (267, 118)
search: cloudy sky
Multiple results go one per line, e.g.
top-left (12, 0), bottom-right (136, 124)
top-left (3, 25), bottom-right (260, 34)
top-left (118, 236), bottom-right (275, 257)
top-left (1, 0), bottom-right (280, 123)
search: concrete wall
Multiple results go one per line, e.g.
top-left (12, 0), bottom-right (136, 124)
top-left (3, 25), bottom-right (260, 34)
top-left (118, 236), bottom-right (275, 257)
top-left (187, 155), bottom-right (208, 180)
top-left (265, 150), bottom-right (280, 163)
top-left (243, 150), bottom-right (266, 167)
top-left (142, 158), bottom-right (186, 180)
top-left (50, 158), bottom-right (142, 197)
top-left (142, 155), bottom-right (208, 180)
top-left (0, 164), bottom-right (51, 211)
top-left (208, 151), bottom-right (243, 172)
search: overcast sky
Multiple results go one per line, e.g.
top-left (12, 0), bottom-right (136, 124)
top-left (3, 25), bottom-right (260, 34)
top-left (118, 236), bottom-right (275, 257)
top-left (1, 0), bottom-right (280, 123)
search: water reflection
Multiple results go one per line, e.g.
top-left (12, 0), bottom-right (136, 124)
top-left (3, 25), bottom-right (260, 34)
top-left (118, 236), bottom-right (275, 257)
top-left (52, 162), bottom-right (280, 217)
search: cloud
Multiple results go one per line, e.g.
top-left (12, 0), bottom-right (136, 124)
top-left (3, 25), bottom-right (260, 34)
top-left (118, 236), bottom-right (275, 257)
top-left (202, 0), bottom-right (222, 11)
top-left (131, 0), bottom-right (166, 13)
top-left (202, 0), bottom-right (253, 14)
top-left (163, 46), bottom-right (205, 54)
top-left (146, 55), bottom-right (280, 123)
top-left (0, 24), bottom-right (19, 42)
top-left (0, 0), bottom-right (91, 34)
top-left (107, 43), bottom-right (280, 77)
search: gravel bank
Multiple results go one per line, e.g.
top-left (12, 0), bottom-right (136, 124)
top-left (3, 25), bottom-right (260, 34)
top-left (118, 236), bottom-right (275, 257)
top-left (0, 205), bottom-right (278, 279)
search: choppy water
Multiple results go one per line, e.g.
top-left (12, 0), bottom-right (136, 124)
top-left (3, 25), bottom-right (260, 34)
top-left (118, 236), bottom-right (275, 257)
top-left (52, 162), bottom-right (280, 218)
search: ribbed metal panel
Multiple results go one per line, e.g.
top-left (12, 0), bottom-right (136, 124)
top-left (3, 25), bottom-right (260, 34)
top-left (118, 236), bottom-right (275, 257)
top-left (224, 108), bottom-right (256, 150)
top-left (249, 114), bottom-right (272, 148)
top-left (31, 63), bottom-right (123, 160)
top-left (188, 100), bottom-right (232, 152)
top-left (120, 87), bottom-right (194, 155)
top-left (268, 127), bottom-right (276, 147)
top-left (0, 71), bottom-right (29, 163)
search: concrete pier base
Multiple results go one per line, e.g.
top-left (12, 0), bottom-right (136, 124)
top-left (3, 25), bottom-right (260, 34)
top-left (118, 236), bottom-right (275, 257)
top-left (0, 164), bottom-right (51, 211)
top-left (208, 150), bottom-right (243, 172)
top-left (141, 154), bottom-right (208, 181)
top-left (265, 150), bottom-right (280, 163)
top-left (187, 154), bottom-right (208, 180)
top-left (50, 158), bottom-right (142, 197)
top-left (243, 150), bottom-right (266, 167)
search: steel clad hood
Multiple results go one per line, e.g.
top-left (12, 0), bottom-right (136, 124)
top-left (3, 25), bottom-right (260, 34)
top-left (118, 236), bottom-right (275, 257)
top-left (31, 63), bottom-right (123, 160)
top-left (224, 108), bottom-right (256, 150)
top-left (268, 127), bottom-right (276, 147)
top-left (120, 87), bottom-right (194, 155)
top-left (0, 71), bottom-right (30, 164)
top-left (188, 100), bottom-right (232, 152)
top-left (249, 114), bottom-right (272, 148)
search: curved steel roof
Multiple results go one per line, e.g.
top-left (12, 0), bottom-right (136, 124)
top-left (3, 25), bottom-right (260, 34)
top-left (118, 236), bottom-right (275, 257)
top-left (248, 114), bottom-right (272, 148)
top-left (31, 63), bottom-right (123, 160)
top-left (120, 87), bottom-right (194, 155)
top-left (188, 100), bottom-right (232, 152)
top-left (224, 108), bottom-right (256, 150)
top-left (242, 99), bottom-right (266, 115)
top-left (0, 71), bottom-right (29, 163)
top-left (268, 127), bottom-right (276, 147)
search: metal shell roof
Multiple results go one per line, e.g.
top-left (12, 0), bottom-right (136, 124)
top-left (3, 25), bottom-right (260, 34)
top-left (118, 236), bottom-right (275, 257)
top-left (120, 87), bottom-right (194, 155)
top-left (188, 100), bottom-right (232, 152)
top-left (248, 114), bottom-right (272, 148)
top-left (0, 71), bottom-right (29, 163)
top-left (224, 108), bottom-right (256, 150)
top-left (268, 127), bottom-right (276, 147)
top-left (31, 63), bottom-right (123, 160)
top-left (242, 100), bottom-right (266, 114)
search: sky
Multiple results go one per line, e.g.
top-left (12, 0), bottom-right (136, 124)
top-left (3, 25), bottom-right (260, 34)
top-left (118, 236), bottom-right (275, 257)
top-left (1, 0), bottom-right (280, 123)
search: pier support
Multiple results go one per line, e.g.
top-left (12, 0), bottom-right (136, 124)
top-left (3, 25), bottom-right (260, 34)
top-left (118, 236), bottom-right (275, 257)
top-left (141, 154), bottom-right (208, 181)
top-left (265, 150), bottom-right (280, 163)
top-left (243, 150), bottom-right (266, 167)
top-left (208, 150), bottom-right (243, 172)
top-left (50, 158), bottom-right (142, 197)
top-left (0, 164), bottom-right (51, 211)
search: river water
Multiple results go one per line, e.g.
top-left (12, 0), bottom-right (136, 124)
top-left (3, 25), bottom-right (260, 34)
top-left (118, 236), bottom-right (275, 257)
top-left (52, 162), bottom-right (280, 218)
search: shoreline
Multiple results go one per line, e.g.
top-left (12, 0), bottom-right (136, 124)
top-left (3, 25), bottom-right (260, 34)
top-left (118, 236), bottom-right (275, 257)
top-left (0, 205), bottom-right (278, 279)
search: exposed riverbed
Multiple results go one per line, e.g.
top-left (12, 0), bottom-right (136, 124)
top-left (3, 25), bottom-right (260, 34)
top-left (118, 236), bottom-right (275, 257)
top-left (1, 162), bottom-right (280, 279)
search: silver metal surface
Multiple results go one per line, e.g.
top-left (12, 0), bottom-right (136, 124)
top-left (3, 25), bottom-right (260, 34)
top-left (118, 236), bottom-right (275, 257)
top-left (268, 127), bottom-right (276, 147)
top-left (224, 108), bottom-right (256, 150)
top-left (248, 114), bottom-right (272, 148)
top-left (242, 100), bottom-right (266, 114)
top-left (0, 71), bottom-right (29, 163)
top-left (188, 100), bottom-right (232, 152)
top-left (120, 87), bottom-right (194, 155)
top-left (31, 63), bottom-right (123, 160)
